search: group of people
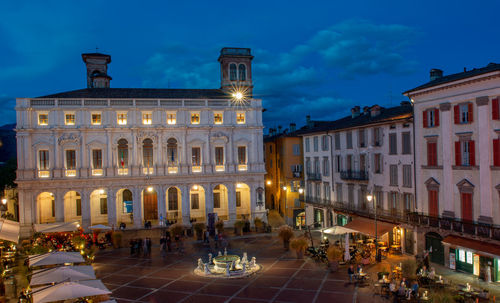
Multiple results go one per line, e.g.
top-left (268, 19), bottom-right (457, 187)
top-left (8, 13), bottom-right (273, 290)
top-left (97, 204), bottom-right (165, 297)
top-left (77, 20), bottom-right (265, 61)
top-left (129, 238), bottom-right (152, 257)
top-left (347, 264), bottom-right (364, 283)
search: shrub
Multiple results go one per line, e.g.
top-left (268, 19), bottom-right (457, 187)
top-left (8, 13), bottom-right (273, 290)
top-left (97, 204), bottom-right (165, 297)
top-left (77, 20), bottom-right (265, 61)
top-left (234, 220), bottom-right (246, 229)
top-left (72, 235), bottom-right (86, 249)
top-left (193, 223), bottom-right (205, 232)
top-left (278, 225), bottom-right (294, 242)
top-left (268, 210), bottom-right (285, 228)
top-left (169, 223), bottom-right (185, 237)
top-left (401, 259), bottom-right (418, 280)
top-left (326, 246), bottom-right (343, 262)
top-left (215, 220), bottom-right (224, 233)
top-left (290, 237), bottom-right (309, 252)
top-left (112, 232), bottom-right (122, 248)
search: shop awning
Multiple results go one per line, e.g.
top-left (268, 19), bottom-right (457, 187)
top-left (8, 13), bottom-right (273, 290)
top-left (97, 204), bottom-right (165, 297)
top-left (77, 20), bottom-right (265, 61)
top-left (34, 221), bottom-right (80, 233)
top-left (343, 217), bottom-right (397, 237)
top-left (442, 235), bottom-right (500, 258)
top-left (323, 226), bottom-right (357, 235)
top-left (0, 219), bottom-right (20, 243)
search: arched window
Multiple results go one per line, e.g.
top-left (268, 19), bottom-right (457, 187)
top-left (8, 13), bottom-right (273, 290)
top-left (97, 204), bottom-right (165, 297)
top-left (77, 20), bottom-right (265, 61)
top-left (167, 138), bottom-right (177, 166)
top-left (143, 138), bottom-right (153, 169)
top-left (117, 139), bottom-right (128, 168)
top-left (229, 64), bottom-right (237, 81)
top-left (122, 189), bottom-right (133, 213)
top-left (238, 64), bottom-right (246, 81)
top-left (168, 187), bottom-right (178, 211)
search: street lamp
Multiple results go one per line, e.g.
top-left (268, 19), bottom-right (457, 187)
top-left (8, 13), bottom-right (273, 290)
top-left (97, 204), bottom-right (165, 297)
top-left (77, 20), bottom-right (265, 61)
top-left (266, 180), bottom-right (272, 186)
top-left (1, 199), bottom-right (6, 205)
top-left (298, 188), bottom-right (304, 194)
top-left (367, 193), bottom-right (380, 262)
top-left (282, 186), bottom-right (288, 225)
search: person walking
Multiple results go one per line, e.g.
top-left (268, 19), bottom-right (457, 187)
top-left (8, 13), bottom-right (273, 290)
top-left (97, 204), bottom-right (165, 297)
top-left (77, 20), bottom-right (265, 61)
top-left (146, 238), bottom-right (152, 257)
top-left (166, 234), bottom-right (172, 252)
top-left (348, 265), bottom-right (355, 283)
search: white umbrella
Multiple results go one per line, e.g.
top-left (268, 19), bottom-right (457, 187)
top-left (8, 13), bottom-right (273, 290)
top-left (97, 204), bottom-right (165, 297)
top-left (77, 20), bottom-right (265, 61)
top-left (323, 225), bottom-right (357, 235)
top-left (0, 219), bottom-right (20, 243)
top-left (344, 233), bottom-right (351, 262)
top-left (34, 221), bottom-right (80, 233)
top-left (89, 224), bottom-right (112, 231)
top-left (31, 280), bottom-right (111, 303)
top-left (30, 265), bottom-right (96, 286)
top-left (28, 251), bottom-right (85, 268)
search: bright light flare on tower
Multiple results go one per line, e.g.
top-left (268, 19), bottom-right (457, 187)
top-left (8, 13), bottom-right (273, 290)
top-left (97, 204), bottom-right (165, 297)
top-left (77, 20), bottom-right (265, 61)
top-left (228, 83), bottom-right (250, 108)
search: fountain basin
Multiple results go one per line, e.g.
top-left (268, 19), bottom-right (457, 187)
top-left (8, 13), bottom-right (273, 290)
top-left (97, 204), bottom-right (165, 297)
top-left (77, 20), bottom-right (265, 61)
top-left (213, 255), bottom-right (240, 269)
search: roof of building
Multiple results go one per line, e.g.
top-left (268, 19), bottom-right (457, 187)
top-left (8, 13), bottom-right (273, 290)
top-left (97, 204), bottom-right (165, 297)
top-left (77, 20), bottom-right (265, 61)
top-left (36, 88), bottom-right (230, 99)
top-left (404, 62), bottom-right (500, 94)
top-left (295, 103), bottom-right (413, 136)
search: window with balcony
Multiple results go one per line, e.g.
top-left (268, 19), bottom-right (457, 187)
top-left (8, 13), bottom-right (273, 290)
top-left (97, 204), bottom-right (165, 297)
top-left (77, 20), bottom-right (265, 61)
top-left (358, 129), bottom-right (366, 148)
top-left (305, 138), bottom-right (310, 152)
top-left (38, 113), bottom-right (48, 126)
top-left (389, 164), bottom-right (398, 186)
top-left (167, 138), bottom-right (178, 173)
top-left (65, 113), bottom-right (75, 125)
top-left (403, 165), bottom-right (412, 188)
top-left (373, 128), bottom-right (381, 146)
top-left (494, 138), bottom-right (500, 167)
top-left (238, 146), bottom-right (247, 171)
top-left (374, 153), bottom-right (382, 174)
top-left (38, 150), bottom-right (49, 178)
top-left (455, 139), bottom-right (475, 166)
top-left (192, 147), bottom-right (201, 172)
top-left (92, 149), bottom-right (103, 176)
top-left (402, 132), bottom-right (411, 155)
top-left (142, 112), bottom-right (152, 125)
top-left (214, 112), bottom-right (223, 125)
top-left (389, 133), bottom-right (397, 155)
top-left (215, 146), bottom-right (224, 171)
top-left (336, 183), bottom-right (343, 202)
top-left (427, 141), bottom-right (438, 166)
top-left (142, 138), bottom-right (154, 174)
top-left (346, 132), bottom-right (353, 149)
top-left (236, 112), bottom-right (246, 124)
top-left (117, 112), bottom-right (127, 125)
top-left (323, 157), bottom-right (329, 176)
top-left (428, 189), bottom-right (439, 217)
top-left (91, 113), bottom-right (101, 125)
top-left (335, 155), bottom-right (341, 172)
top-left (191, 112), bottom-right (200, 124)
top-left (117, 139), bottom-right (129, 175)
top-left (314, 158), bottom-right (320, 174)
top-left (321, 135), bottom-right (329, 151)
top-left (313, 136), bottom-right (319, 152)
top-left (168, 187), bottom-right (178, 210)
top-left (315, 183), bottom-right (321, 200)
top-left (423, 108), bottom-right (439, 128)
top-left (65, 149), bottom-right (76, 177)
top-left (454, 103), bottom-right (473, 124)
top-left (324, 183), bottom-right (330, 201)
top-left (167, 112), bottom-right (176, 125)
top-left (335, 133), bottom-right (341, 150)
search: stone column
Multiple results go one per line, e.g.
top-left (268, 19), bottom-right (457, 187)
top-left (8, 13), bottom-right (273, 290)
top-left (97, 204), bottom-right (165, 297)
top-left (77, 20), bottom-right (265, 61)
top-left (250, 183), bottom-right (257, 222)
top-left (81, 190), bottom-right (91, 229)
top-left (157, 186), bottom-right (166, 224)
top-left (227, 183), bottom-right (237, 224)
top-left (439, 102), bottom-right (455, 218)
top-left (132, 187), bottom-right (142, 228)
top-left (476, 96), bottom-right (493, 224)
top-left (181, 185), bottom-right (191, 225)
top-left (106, 131), bottom-right (114, 176)
top-left (107, 188), bottom-right (117, 229)
top-left (205, 184), bottom-right (214, 219)
top-left (55, 190), bottom-right (65, 223)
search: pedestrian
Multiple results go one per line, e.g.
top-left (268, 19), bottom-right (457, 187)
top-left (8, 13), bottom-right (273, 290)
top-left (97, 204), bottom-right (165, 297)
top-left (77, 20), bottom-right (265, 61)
top-left (146, 237), bottom-right (152, 257)
top-left (214, 233), bottom-right (219, 249)
top-left (129, 239), bottom-right (134, 256)
top-left (143, 238), bottom-right (148, 257)
top-left (423, 249), bottom-right (430, 268)
top-left (348, 264), bottom-right (355, 283)
top-left (159, 214), bottom-right (164, 227)
top-left (204, 230), bottom-right (210, 244)
top-left (166, 234), bottom-right (172, 252)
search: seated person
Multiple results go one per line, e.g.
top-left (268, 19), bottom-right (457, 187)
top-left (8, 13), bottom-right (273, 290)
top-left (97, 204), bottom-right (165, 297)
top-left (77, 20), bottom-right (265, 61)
top-left (410, 280), bottom-right (419, 297)
top-left (389, 279), bottom-right (397, 293)
top-left (429, 267), bottom-right (436, 279)
top-left (397, 284), bottom-right (406, 297)
top-left (479, 289), bottom-right (489, 299)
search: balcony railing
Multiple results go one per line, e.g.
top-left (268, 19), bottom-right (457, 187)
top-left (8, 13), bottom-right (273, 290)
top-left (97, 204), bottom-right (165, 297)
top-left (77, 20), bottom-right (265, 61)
top-left (307, 173), bottom-right (322, 181)
top-left (302, 196), bottom-right (332, 206)
top-left (340, 170), bottom-right (368, 181)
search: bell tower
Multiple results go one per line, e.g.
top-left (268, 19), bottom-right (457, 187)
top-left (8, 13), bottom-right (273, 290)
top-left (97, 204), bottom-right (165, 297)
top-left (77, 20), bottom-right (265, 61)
top-left (218, 48), bottom-right (253, 97)
top-left (81, 52), bottom-right (112, 88)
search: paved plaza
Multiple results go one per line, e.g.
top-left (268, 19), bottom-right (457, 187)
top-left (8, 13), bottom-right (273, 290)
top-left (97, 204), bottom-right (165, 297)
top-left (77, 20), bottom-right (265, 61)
top-left (94, 233), bottom-right (389, 303)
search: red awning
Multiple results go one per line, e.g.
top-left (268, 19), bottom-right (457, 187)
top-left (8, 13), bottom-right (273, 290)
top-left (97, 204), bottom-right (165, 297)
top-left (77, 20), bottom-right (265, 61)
top-left (442, 235), bottom-right (500, 257)
top-left (343, 217), bottom-right (396, 237)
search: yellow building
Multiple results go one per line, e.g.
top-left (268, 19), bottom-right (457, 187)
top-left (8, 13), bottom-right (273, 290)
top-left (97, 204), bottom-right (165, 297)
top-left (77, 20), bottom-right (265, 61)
top-left (264, 125), bottom-right (305, 227)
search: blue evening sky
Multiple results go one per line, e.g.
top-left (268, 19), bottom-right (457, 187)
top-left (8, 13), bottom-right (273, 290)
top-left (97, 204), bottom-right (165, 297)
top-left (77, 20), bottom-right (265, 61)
top-left (1, 1), bottom-right (499, 131)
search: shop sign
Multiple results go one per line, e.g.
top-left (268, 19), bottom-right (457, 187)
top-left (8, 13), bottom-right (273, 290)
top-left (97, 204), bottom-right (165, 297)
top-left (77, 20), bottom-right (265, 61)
top-left (450, 252), bottom-right (456, 270)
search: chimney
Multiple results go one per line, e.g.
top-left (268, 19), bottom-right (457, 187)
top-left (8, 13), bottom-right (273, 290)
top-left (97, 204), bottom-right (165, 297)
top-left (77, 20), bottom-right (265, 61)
top-left (363, 106), bottom-right (370, 115)
top-left (278, 125), bottom-right (282, 133)
top-left (290, 123), bottom-right (296, 132)
top-left (306, 115), bottom-right (313, 128)
top-left (430, 68), bottom-right (443, 81)
top-left (351, 106), bottom-right (361, 118)
top-left (370, 105), bottom-right (381, 117)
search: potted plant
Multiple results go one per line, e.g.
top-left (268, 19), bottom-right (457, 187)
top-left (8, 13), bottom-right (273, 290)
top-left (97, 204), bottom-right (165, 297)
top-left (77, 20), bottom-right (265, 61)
top-left (254, 217), bottom-right (264, 232)
top-left (290, 237), bottom-right (309, 259)
top-left (193, 223), bottom-right (205, 240)
top-left (169, 222), bottom-right (185, 237)
top-left (234, 220), bottom-right (245, 236)
top-left (215, 220), bottom-right (224, 234)
top-left (268, 210), bottom-right (285, 228)
top-left (278, 225), bottom-right (294, 250)
top-left (326, 246), bottom-right (343, 272)
top-left (112, 232), bottom-right (122, 248)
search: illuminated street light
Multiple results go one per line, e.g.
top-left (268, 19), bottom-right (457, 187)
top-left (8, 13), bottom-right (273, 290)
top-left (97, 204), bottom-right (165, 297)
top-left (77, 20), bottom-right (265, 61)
top-left (193, 185), bottom-right (198, 190)
top-left (366, 194), bottom-right (373, 202)
top-left (266, 180), bottom-right (271, 185)
top-left (236, 183), bottom-right (242, 188)
top-left (232, 91), bottom-right (244, 100)
top-left (298, 188), bottom-right (304, 194)
top-left (282, 186), bottom-right (287, 191)
top-left (147, 187), bottom-right (154, 192)
top-left (1, 199), bottom-right (6, 205)
top-left (99, 189), bottom-right (105, 194)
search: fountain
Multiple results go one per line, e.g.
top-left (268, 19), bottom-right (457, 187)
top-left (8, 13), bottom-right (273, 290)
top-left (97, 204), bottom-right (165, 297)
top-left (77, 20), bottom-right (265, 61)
top-left (194, 251), bottom-right (261, 278)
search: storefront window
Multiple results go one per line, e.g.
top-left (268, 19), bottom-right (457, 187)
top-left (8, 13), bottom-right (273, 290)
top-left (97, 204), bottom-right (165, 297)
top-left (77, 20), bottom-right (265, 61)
top-left (466, 251), bottom-right (473, 264)
top-left (459, 250), bottom-right (465, 262)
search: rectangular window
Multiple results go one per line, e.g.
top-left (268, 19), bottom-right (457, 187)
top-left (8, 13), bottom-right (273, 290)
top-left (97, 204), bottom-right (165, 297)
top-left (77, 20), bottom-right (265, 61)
top-left (374, 153), bottom-right (382, 174)
top-left (455, 140), bottom-right (475, 166)
top-left (390, 164), bottom-right (398, 186)
top-left (38, 113), bottom-right (48, 126)
top-left (92, 149), bottom-right (102, 169)
top-left (236, 112), bottom-right (246, 124)
top-left (142, 112), bottom-right (152, 125)
top-left (321, 135), bottom-right (329, 151)
top-left (305, 158), bottom-right (311, 174)
top-left (117, 112), bottom-right (127, 125)
top-left (335, 133), bottom-right (341, 150)
top-left (191, 112), bottom-right (200, 124)
top-left (167, 112), bottom-right (176, 125)
top-left (66, 150), bottom-right (76, 169)
top-left (335, 155), bottom-right (341, 172)
top-left (293, 144), bottom-right (300, 156)
top-left (402, 132), bottom-right (411, 154)
top-left (91, 113), bottom-right (101, 125)
top-left (100, 198), bottom-right (107, 215)
top-left (427, 141), bottom-right (437, 166)
top-left (215, 147), bottom-right (224, 165)
top-left (76, 198), bottom-right (81, 216)
top-left (214, 112), bottom-right (223, 124)
top-left (323, 157), bottom-right (329, 176)
top-left (373, 128), bottom-right (381, 146)
top-left (324, 183), bottom-right (330, 201)
top-left (375, 190), bottom-right (384, 209)
top-left (403, 165), bottom-right (412, 188)
top-left (460, 104), bottom-right (471, 123)
top-left (238, 146), bottom-right (246, 164)
top-left (191, 193), bottom-right (199, 209)
top-left (462, 141), bottom-right (470, 166)
top-left (314, 157), bottom-right (320, 174)
top-left (305, 138), bottom-right (310, 152)
top-left (313, 136), bottom-right (319, 152)
top-left (423, 109), bottom-right (439, 128)
top-left (336, 183), bottom-right (342, 202)
top-left (348, 185), bottom-right (354, 205)
top-left (346, 155), bottom-right (352, 170)
top-left (65, 113), bottom-right (75, 125)
top-left (346, 132), bottom-right (353, 149)
top-left (359, 154), bottom-right (366, 172)
top-left (459, 249), bottom-right (466, 263)
top-left (213, 192), bottom-right (220, 208)
top-left (39, 150), bottom-right (49, 170)
top-left (315, 183), bottom-right (321, 199)
top-left (389, 133), bottom-right (397, 155)
top-left (236, 191), bottom-right (241, 207)
top-left (358, 129), bottom-right (366, 147)
top-left (192, 147), bottom-right (201, 166)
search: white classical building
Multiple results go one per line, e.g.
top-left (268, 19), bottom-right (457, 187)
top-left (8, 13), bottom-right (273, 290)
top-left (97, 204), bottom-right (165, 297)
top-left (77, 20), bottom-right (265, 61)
top-left (15, 48), bottom-right (266, 236)
top-left (404, 65), bottom-right (500, 273)
top-left (298, 103), bottom-right (415, 253)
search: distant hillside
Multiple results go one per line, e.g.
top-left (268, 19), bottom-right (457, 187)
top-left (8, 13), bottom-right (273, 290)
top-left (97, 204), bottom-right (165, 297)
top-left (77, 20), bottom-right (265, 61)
top-left (0, 123), bottom-right (16, 163)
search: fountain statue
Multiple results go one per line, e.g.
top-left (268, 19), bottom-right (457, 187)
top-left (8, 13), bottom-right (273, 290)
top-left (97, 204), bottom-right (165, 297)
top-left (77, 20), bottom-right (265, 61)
top-left (204, 263), bottom-right (210, 274)
top-left (225, 263), bottom-right (230, 276)
top-left (198, 258), bottom-right (203, 271)
top-left (194, 251), bottom-right (261, 279)
top-left (218, 251), bottom-right (222, 257)
top-left (250, 257), bottom-right (256, 268)
top-left (208, 253), bottom-right (213, 264)
top-left (224, 248), bottom-right (227, 256)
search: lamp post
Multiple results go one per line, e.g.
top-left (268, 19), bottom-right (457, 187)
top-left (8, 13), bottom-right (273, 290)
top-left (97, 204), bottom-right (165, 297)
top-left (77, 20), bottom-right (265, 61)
top-left (366, 193), bottom-right (380, 262)
top-left (282, 186), bottom-right (288, 225)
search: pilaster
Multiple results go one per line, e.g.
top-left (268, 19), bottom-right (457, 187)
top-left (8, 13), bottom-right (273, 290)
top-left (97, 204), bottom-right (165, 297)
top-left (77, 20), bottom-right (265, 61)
top-left (55, 190), bottom-right (65, 222)
top-left (107, 188), bottom-right (117, 228)
top-left (227, 183), bottom-right (237, 223)
top-left (132, 187), bottom-right (142, 228)
top-left (205, 184), bottom-right (214, 217)
top-left (80, 190), bottom-right (91, 229)
top-left (476, 96), bottom-right (493, 223)
top-left (439, 102), bottom-right (455, 217)
top-left (181, 185), bottom-right (191, 225)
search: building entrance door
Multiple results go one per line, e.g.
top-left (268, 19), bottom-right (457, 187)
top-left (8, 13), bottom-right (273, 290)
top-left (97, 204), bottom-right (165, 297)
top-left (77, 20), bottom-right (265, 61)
top-left (143, 191), bottom-right (158, 220)
top-left (425, 232), bottom-right (444, 265)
